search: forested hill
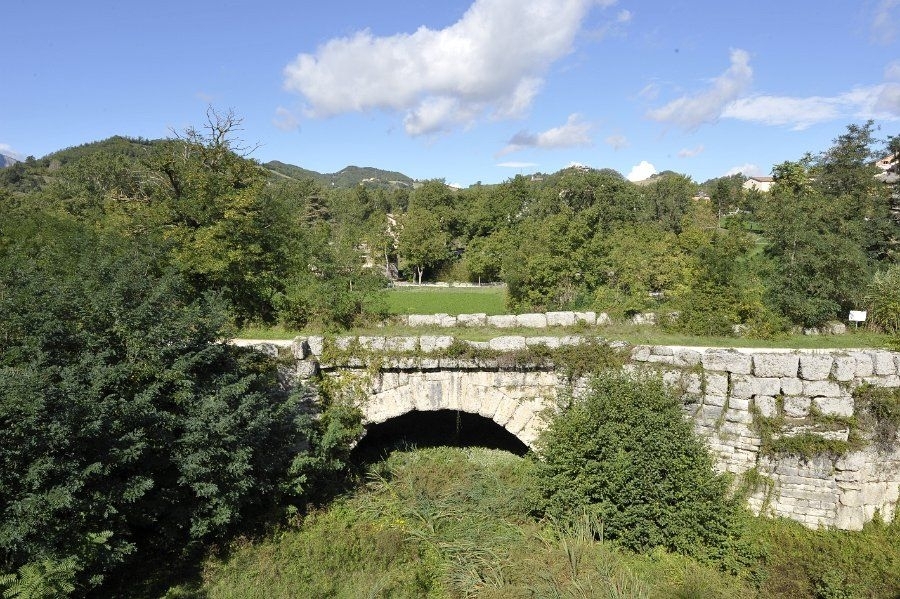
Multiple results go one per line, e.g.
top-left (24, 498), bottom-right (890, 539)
top-left (0, 154), bottom-right (18, 168)
top-left (265, 160), bottom-right (415, 189)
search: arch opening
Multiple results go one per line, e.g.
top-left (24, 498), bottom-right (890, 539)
top-left (352, 409), bottom-right (530, 463)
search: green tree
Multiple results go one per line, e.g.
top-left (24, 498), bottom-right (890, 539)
top-left (536, 373), bottom-right (744, 562)
top-left (397, 209), bottom-right (449, 284)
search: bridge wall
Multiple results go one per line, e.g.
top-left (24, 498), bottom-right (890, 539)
top-left (280, 335), bottom-right (900, 530)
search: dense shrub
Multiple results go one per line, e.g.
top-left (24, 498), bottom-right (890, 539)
top-left (536, 372), bottom-right (746, 563)
top-left (864, 264), bottom-right (900, 334)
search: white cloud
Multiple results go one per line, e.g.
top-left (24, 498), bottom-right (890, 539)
top-left (885, 60), bottom-right (900, 81)
top-left (0, 143), bottom-right (22, 160)
top-left (283, 0), bottom-right (604, 136)
top-left (724, 163), bottom-right (763, 177)
top-left (497, 161), bottom-right (539, 168)
top-left (605, 133), bottom-right (628, 150)
top-left (677, 145), bottom-right (704, 158)
top-left (638, 82), bottom-right (660, 101)
top-left (272, 106), bottom-right (300, 131)
top-left (498, 113), bottom-right (592, 155)
top-left (616, 9), bottom-right (632, 22)
top-left (723, 85), bottom-right (900, 130)
top-left (626, 160), bottom-right (657, 181)
top-left (872, 0), bottom-right (900, 44)
top-left (647, 49), bottom-right (752, 131)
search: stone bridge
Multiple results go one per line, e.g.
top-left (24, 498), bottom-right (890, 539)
top-left (248, 334), bottom-right (900, 531)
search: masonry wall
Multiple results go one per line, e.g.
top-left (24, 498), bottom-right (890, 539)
top-left (283, 335), bottom-right (900, 531)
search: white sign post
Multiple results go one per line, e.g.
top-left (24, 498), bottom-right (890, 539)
top-left (848, 310), bottom-right (867, 330)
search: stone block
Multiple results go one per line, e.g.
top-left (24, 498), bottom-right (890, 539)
top-left (574, 311), bottom-right (597, 325)
top-left (832, 355), bottom-right (856, 382)
top-left (754, 353), bottom-right (799, 378)
top-left (849, 352), bottom-right (874, 377)
top-left (358, 336), bottom-right (386, 350)
top-left (755, 396), bottom-right (779, 418)
top-left (673, 348), bottom-right (701, 367)
top-left (705, 372), bottom-right (729, 396)
top-left (291, 336), bottom-right (310, 360)
top-left (803, 380), bottom-right (843, 398)
top-left (596, 312), bottom-right (611, 325)
top-left (297, 360), bottom-right (319, 378)
top-left (525, 336), bottom-right (561, 349)
top-left (825, 322), bottom-right (847, 335)
top-left (781, 377), bottom-right (803, 396)
top-left (813, 396), bottom-right (854, 417)
top-left (456, 313), bottom-right (487, 327)
top-left (704, 395), bottom-right (727, 407)
top-left (385, 336), bottom-right (418, 352)
top-left (558, 335), bottom-right (587, 346)
top-left (488, 336), bottom-right (527, 351)
top-left (516, 313), bottom-right (548, 328)
top-left (487, 314), bottom-right (517, 328)
top-left (334, 336), bottom-right (355, 351)
top-left (872, 351), bottom-right (898, 375)
top-left (631, 312), bottom-right (656, 325)
top-left (731, 375), bottom-right (754, 399)
top-left (864, 375), bottom-right (900, 387)
top-left (752, 377), bottom-right (782, 397)
top-left (631, 345), bottom-right (652, 361)
top-left (306, 336), bottom-right (325, 356)
top-left (702, 349), bottom-right (752, 374)
top-left (408, 314), bottom-right (443, 326)
top-left (729, 397), bottom-right (751, 411)
top-left (546, 311), bottom-right (576, 327)
top-left (438, 314), bottom-right (458, 327)
top-left (783, 396), bottom-right (812, 418)
top-left (799, 354), bottom-right (834, 380)
top-left (419, 335), bottom-right (454, 353)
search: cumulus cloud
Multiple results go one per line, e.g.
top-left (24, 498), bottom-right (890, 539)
top-left (283, 0), bottom-right (604, 136)
top-left (498, 113), bottom-right (592, 155)
top-left (605, 133), bottom-right (628, 150)
top-left (626, 160), bottom-right (657, 181)
top-left (872, 0), bottom-right (900, 44)
top-left (273, 106), bottom-right (301, 131)
top-left (723, 85), bottom-right (900, 130)
top-left (647, 49), bottom-right (752, 131)
top-left (724, 163), bottom-right (763, 177)
top-left (677, 145), bottom-right (704, 158)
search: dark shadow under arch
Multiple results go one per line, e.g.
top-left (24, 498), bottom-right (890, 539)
top-left (352, 409), bottom-right (530, 463)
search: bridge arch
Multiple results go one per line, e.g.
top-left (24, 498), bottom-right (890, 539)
top-left (353, 367), bottom-right (561, 449)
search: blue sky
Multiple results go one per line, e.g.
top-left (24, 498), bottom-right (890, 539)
top-left (2, 0), bottom-right (900, 186)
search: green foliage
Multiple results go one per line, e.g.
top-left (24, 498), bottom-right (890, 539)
top-left (864, 264), bottom-right (900, 333)
top-left (536, 372), bottom-right (746, 563)
top-left (0, 558), bottom-right (78, 599)
top-left (0, 215), bottom-right (316, 593)
top-left (854, 384), bottom-right (900, 451)
top-left (397, 208), bottom-right (450, 284)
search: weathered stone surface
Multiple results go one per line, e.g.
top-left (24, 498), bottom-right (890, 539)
top-left (832, 355), bottom-right (857, 381)
top-left (419, 336), bottom-right (454, 353)
top-left (813, 396), bottom-right (855, 417)
top-left (596, 312), bottom-right (612, 325)
top-left (780, 377), bottom-right (803, 396)
top-left (306, 336), bottom-right (325, 356)
top-left (525, 336), bottom-right (562, 349)
top-left (631, 345), bottom-right (652, 361)
top-left (631, 312), bottom-right (656, 325)
top-left (334, 336), bottom-right (355, 351)
top-left (702, 349), bottom-right (753, 374)
top-left (751, 377), bottom-right (782, 397)
top-left (673, 348), bottom-right (701, 367)
top-left (872, 351), bottom-right (898, 376)
top-left (754, 353), bottom-right (799, 378)
top-left (803, 380), bottom-right (843, 398)
top-left (516, 313), bottom-right (548, 328)
top-left (456, 313), bottom-right (487, 327)
top-left (706, 372), bottom-right (729, 396)
top-left (546, 311), bottom-right (576, 327)
top-left (439, 314), bottom-right (458, 327)
top-left (291, 336), bottom-right (310, 360)
top-left (408, 314), bottom-right (444, 326)
top-left (487, 314), bottom-right (517, 328)
top-left (488, 336), bottom-right (527, 351)
top-left (825, 322), bottom-right (847, 335)
top-left (385, 336), bottom-right (418, 352)
top-left (755, 395), bottom-right (779, 418)
top-left (574, 311), bottom-right (597, 325)
top-left (800, 354), bottom-right (834, 380)
top-left (783, 396), bottom-right (812, 418)
top-left (358, 336), bottom-right (386, 350)
top-left (297, 360), bottom-right (319, 378)
top-left (731, 375), bottom-right (754, 399)
top-left (849, 351), bottom-right (875, 377)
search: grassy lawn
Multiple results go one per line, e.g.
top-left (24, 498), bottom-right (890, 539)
top-left (381, 285), bottom-right (507, 316)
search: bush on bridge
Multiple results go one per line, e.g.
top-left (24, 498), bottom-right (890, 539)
top-left (536, 372), bottom-right (750, 567)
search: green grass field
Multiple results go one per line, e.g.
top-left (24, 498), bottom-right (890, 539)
top-left (381, 285), bottom-right (508, 316)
